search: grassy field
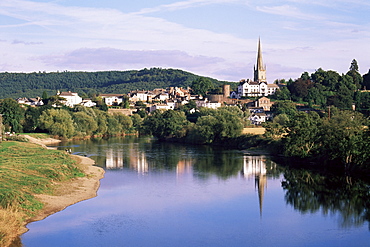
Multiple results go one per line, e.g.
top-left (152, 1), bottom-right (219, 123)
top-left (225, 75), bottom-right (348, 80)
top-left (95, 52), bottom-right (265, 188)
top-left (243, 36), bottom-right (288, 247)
top-left (242, 127), bottom-right (266, 135)
top-left (0, 141), bottom-right (84, 246)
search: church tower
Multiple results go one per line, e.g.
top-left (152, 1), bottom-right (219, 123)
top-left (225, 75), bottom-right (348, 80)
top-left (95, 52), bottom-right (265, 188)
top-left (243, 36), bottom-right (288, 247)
top-left (253, 38), bottom-right (267, 83)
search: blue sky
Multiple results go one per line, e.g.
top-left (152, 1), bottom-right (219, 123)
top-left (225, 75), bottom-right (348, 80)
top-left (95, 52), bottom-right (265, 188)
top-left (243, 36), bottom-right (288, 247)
top-left (0, 0), bottom-right (369, 81)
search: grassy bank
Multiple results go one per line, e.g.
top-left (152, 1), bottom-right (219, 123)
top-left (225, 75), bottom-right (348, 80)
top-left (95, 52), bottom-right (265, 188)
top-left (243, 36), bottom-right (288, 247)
top-left (0, 141), bottom-right (84, 246)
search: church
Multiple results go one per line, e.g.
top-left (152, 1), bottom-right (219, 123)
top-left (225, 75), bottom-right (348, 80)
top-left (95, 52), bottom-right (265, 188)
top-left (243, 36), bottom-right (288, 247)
top-left (236, 39), bottom-right (279, 98)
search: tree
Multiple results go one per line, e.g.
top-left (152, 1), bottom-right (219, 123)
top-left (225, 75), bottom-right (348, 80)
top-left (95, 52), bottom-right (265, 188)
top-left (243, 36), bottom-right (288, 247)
top-left (0, 98), bottom-right (25, 133)
top-left (271, 100), bottom-right (297, 119)
top-left (282, 111), bottom-right (321, 158)
top-left (318, 110), bottom-right (369, 168)
top-left (42, 91), bottom-right (48, 100)
top-left (362, 69), bottom-right (370, 90)
top-left (114, 113), bottom-right (133, 132)
top-left (346, 59), bottom-right (362, 89)
top-left (274, 86), bottom-right (291, 100)
top-left (142, 110), bottom-right (189, 140)
top-left (189, 107), bottom-right (244, 144)
top-left (191, 77), bottom-right (213, 96)
top-left (349, 59), bottom-right (359, 72)
top-left (38, 109), bottom-right (75, 138)
top-left (288, 78), bottom-right (313, 102)
top-left (73, 111), bottom-right (98, 136)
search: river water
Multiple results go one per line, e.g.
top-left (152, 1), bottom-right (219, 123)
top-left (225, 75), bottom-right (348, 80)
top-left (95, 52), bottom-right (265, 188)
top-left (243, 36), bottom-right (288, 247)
top-left (21, 137), bottom-right (369, 246)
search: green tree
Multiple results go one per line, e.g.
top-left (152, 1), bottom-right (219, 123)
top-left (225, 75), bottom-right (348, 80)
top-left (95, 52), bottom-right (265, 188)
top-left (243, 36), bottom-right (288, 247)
top-left (39, 109), bottom-right (75, 138)
top-left (346, 59), bottom-right (362, 89)
top-left (131, 114), bottom-right (143, 130)
top-left (282, 111), bottom-right (321, 158)
top-left (93, 109), bottom-right (108, 135)
top-left (191, 77), bottom-right (214, 96)
top-left (114, 113), bottom-right (133, 132)
top-left (142, 110), bottom-right (189, 140)
top-left (362, 69), bottom-right (370, 90)
top-left (0, 98), bottom-right (25, 133)
top-left (42, 91), bottom-right (48, 100)
top-left (274, 86), bottom-right (291, 100)
top-left (190, 107), bottom-right (244, 143)
top-left (73, 111), bottom-right (98, 136)
top-left (318, 110), bottom-right (369, 168)
top-left (271, 100), bottom-right (297, 119)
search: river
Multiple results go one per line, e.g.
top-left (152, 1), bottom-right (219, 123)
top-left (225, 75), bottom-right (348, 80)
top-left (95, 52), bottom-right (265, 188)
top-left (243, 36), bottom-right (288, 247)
top-left (21, 136), bottom-right (369, 246)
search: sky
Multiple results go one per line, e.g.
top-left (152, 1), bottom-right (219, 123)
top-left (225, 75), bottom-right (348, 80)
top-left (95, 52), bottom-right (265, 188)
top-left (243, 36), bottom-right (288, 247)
top-left (0, 0), bottom-right (369, 82)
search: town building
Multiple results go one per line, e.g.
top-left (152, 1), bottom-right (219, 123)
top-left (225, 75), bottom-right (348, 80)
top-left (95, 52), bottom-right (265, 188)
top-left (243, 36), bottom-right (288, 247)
top-left (99, 94), bottom-right (125, 106)
top-left (58, 91), bottom-right (82, 107)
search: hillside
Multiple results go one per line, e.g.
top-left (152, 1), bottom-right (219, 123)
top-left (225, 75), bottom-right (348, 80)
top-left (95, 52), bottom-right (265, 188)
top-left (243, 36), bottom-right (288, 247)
top-left (0, 68), bottom-right (234, 99)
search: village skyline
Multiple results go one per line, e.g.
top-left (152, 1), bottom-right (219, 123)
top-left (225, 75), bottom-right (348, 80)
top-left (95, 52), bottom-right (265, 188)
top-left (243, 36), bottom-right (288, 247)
top-left (0, 0), bottom-right (369, 81)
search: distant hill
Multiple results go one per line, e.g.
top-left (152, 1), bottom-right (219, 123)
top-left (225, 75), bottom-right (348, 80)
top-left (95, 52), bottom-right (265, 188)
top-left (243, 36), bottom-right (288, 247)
top-left (0, 68), bottom-right (235, 99)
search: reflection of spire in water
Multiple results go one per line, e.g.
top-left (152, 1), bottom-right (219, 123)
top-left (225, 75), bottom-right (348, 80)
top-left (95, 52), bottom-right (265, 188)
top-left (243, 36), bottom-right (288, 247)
top-left (242, 155), bottom-right (267, 217)
top-left (255, 174), bottom-right (267, 217)
top-left (105, 149), bottom-right (124, 169)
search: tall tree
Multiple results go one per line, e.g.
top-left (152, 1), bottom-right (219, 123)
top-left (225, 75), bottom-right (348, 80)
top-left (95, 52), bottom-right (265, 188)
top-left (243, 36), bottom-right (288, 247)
top-left (38, 109), bottom-right (75, 138)
top-left (347, 59), bottom-right (363, 89)
top-left (362, 69), bottom-right (370, 90)
top-left (0, 98), bottom-right (25, 133)
top-left (191, 77), bottom-right (214, 96)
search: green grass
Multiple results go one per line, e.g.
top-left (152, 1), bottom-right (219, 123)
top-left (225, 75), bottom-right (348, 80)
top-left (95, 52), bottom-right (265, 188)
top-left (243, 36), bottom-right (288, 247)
top-left (0, 141), bottom-right (84, 215)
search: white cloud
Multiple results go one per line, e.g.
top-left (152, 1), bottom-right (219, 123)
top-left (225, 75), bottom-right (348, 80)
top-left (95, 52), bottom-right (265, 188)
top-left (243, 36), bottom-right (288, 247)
top-left (256, 4), bottom-right (325, 21)
top-left (38, 48), bottom-right (224, 71)
top-left (135, 0), bottom-right (241, 15)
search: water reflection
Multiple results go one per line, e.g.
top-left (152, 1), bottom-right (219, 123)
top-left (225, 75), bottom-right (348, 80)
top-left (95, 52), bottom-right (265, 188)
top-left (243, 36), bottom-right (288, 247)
top-left (282, 168), bottom-right (370, 230)
top-left (17, 137), bottom-right (370, 246)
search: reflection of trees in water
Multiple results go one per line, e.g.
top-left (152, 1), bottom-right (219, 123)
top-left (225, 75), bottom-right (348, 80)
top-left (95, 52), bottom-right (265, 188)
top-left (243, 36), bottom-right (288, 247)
top-left (282, 168), bottom-right (370, 230)
top-left (192, 147), bottom-right (244, 180)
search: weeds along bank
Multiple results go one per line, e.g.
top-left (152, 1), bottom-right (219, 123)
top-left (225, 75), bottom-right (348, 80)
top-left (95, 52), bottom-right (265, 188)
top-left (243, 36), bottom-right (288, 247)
top-left (0, 140), bottom-right (99, 246)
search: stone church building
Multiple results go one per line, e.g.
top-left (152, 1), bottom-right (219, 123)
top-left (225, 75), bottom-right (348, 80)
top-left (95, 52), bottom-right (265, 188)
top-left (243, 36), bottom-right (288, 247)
top-left (236, 39), bottom-right (279, 98)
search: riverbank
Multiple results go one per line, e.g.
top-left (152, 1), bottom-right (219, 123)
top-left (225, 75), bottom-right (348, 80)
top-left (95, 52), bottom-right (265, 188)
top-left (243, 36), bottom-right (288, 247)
top-left (0, 136), bottom-right (105, 246)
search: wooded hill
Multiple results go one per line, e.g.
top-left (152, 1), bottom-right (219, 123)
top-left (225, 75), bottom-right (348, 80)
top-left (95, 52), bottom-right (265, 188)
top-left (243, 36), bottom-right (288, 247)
top-left (0, 68), bottom-right (233, 99)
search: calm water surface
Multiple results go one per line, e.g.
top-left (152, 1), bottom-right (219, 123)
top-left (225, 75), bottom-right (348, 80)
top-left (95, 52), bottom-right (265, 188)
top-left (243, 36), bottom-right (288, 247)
top-left (21, 137), bottom-right (369, 247)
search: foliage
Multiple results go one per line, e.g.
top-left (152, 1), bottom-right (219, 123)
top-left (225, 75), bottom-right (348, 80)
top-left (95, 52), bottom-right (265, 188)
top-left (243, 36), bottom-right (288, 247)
top-left (282, 168), bottom-right (370, 228)
top-left (0, 98), bottom-right (25, 133)
top-left (142, 110), bottom-right (189, 140)
top-left (191, 77), bottom-right (214, 96)
top-left (38, 109), bottom-right (75, 138)
top-left (188, 107), bottom-right (244, 144)
top-left (266, 107), bottom-right (370, 169)
top-left (0, 68), bottom-right (231, 99)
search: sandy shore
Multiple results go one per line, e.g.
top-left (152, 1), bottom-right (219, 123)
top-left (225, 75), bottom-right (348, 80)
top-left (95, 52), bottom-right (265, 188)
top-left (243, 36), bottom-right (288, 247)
top-left (20, 135), bottom-right (105, 231)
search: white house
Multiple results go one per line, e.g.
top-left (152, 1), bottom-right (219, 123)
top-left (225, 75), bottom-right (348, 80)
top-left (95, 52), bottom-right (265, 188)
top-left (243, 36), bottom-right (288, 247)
top-left (249, 113), bottom-right (267, 125)
top-left (196, 99), bottom-right (221, 109)
top-left (80, 99), bottom-right (96, 107)
top-left (17, 97), bottom-right (44, 106)
top-left (149, 103), bottom-right (175, 112)
top-left (100, 94), bottom-right (125, 106)
top-left (58, 91), bottom-right (82, 107)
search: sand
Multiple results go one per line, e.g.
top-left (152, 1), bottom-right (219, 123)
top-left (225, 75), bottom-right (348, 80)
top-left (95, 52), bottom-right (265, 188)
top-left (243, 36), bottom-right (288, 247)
top-left (20, 135), bottom-right (105, 229)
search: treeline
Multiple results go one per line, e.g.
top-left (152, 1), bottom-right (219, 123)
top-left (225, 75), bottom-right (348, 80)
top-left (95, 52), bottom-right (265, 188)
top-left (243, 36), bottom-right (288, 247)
top-left (0, 98), bottom-right (141, 138)
top-left (141, 105), bottom-right (249, 144)
top-left (0, 68), bottom-right (231, 99)
top-left (263, 101), bottom-right (370, 172)
top-left (274, 59), bottom-right (370, 116)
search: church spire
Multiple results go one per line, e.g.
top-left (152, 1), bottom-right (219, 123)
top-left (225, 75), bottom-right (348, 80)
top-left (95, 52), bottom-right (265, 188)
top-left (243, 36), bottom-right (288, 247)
top-left (254, 37), bottom-right (267, 83)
